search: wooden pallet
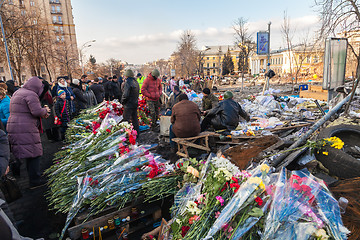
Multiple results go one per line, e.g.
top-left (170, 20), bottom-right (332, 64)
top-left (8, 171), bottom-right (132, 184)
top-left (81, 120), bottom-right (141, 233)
top-left (172, 131), bottom-right (216, 158)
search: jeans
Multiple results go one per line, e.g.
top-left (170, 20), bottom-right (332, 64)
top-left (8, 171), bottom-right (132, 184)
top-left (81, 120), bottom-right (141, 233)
top-left (169, 125), bottom-right (176, 148)
top-left (22, 156), bottom-right (41, 185)
top-left (123, 108), bottom-right (139, 135)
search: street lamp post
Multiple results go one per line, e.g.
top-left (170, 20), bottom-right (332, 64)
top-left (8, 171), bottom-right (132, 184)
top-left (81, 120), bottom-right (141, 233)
top-left (0, 0), bottom-right (14, 81)
top-left (79, 40), bottom-right (95, 75)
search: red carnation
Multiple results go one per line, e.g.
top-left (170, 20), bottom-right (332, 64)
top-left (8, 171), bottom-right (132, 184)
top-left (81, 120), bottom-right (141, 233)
top-left (106, 129), bottom-right (111, 133)
top-left (231, 176), bottom-right (238, 183)
top-left (292, 182), bottom-right (302, 191)
top-left (129, 135), bottom-right (136, 145)
top-left (181, 226), bottom-right (190, 237)
top-left (255, 196), bottom-right (263, 206)
top-left (85, 126), bottom-right (90, 129)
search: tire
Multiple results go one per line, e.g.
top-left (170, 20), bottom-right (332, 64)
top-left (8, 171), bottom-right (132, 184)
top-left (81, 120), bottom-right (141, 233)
top-left (315, 124), bottom-right (360, 179)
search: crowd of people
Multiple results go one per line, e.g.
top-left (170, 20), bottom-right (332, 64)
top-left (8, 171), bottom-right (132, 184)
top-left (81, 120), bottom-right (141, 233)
top-left (0, 69), bottom-right (251, 239)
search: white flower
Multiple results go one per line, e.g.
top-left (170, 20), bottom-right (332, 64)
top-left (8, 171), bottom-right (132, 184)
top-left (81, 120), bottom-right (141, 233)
top-left (186, 201), bottom-right (201, 215)
top-left (314, 229), bottom-right (329, 240)
top-left (211, 156), bottom-right (239, 175)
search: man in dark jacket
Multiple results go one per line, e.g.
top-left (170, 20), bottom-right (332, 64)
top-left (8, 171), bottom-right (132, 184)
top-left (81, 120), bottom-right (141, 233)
top-left (201, 91), bottom-right (250, 132)
top-left (70, 79), bottom-right (87, 116)
top-left (121, 69), bottom-right (140, 135)
top-left (111, 75), bottom-right (122, 101)
top-left (90, 78), bottom-right (105, 103)
top-left (141, 69), bottom-right (162, 131)
top-left (170, 93), bottom-right (201, 148)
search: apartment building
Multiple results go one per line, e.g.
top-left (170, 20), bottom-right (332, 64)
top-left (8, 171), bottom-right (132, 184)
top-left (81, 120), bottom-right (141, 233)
top-left (0, 0), bottom-right (78, 83)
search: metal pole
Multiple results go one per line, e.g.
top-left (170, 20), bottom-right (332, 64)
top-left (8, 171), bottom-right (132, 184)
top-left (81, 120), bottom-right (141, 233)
top-left (271, 84), bottom-right (356, 169)
top-left (266, 22), bottom-right (271, 90)
top-left (0, 1), bottom-right (15, 81)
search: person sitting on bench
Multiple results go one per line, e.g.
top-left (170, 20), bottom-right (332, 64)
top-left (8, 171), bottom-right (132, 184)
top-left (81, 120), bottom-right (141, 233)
top-left (201, 91), bottom-right (250, 132)
top-left (169, 93), bottom-right (201, 150)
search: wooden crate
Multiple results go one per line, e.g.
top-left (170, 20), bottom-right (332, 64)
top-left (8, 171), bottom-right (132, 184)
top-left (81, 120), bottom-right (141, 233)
top-left (299, 85), bottom-right (328, 101)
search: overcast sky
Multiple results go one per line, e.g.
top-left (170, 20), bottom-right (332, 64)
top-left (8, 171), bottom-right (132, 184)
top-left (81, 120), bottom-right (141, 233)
top-left (72, 0), bottom-right (320, 65)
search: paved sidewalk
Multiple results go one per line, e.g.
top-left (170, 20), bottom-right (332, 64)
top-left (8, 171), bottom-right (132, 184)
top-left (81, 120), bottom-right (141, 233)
top-left (7, 134), bottom-right (66, 240)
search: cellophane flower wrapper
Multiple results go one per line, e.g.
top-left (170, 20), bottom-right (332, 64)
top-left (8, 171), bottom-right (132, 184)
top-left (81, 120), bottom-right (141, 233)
top-left (261, 168), bottom-right (323, 240)
top-left (203, 162), bottom-right (271, 240)
top-left (314, 180), bottom-right (349, 240)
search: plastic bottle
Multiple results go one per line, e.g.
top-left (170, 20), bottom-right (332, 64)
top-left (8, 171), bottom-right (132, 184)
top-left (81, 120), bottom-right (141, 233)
top-left (338, 197), bottom-right (349, 214)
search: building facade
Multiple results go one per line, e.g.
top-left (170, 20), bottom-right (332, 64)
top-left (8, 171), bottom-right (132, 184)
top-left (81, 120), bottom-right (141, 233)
top-left (0, 0), bottom-right (78, 83)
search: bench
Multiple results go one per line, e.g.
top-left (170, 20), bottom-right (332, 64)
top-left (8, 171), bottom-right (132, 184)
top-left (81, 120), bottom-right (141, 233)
top-left (172, 131), bottom-right (216, 158)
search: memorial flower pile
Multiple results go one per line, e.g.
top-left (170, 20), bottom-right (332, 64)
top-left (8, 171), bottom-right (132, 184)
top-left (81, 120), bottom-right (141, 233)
top-left (165, 156), bottom-right (349, 240)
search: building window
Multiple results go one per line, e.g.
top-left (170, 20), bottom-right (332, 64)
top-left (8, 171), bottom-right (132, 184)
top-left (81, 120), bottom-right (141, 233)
top-left (0, 67), bottom-right (4, 73)
top-left (41, 66), bottom-right (45, 72)
top-left (213, 70), bottom-right (216, 73)
top-left (33, 19), bottom-right (37, 24)
top-left (60, 26), bottom-right (64, 33)
top-left (8, 0), bottom-right (13, 5)
top-left (60, 36), bottom-right (64, 41)
top-left (213, 63), bottom-right (216, 68)
top-left (207, 57), bottom-right (209, 60)
top-left (51, 5), bottom-right (55, 12)
top-left (52, 16), bottom-right (57, 23)
top-left (56, 6), bottom-right (61, 12)
top-left (213, 57), bottom-right (215, 60)
top-left (58, 16), bottom-right (62, 23)
top-left (0, 76), bottom-right (5, 81)
top-left (207, 63), bottom-right (209, 68)
top-left (21, 10), bottom-right (26, 15)
top-left (54, 26), bottom-right (59, 32)
top-left (30, 0), bottom-right (34, 6)
top-left (56, 36), bottom-right (60, 42)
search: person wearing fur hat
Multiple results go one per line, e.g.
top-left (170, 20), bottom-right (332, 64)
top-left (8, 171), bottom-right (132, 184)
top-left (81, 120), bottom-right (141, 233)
top-left (70, 79), bottom-right (87, 116)
top-left (121, 69), bottom-right (140, 135)
top-left (141, 69), bottom-right (162, 131)
top-left (54, 89), bottom-right (71, 140)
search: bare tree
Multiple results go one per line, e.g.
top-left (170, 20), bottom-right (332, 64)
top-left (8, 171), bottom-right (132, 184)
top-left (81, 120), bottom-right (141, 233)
top-left (314, 0), bottom-right (360, 80)
top-left (281, 11), bottom-right (295, 87)
top-left (172, 30), bottom-right (198, 77)
top-left (233, 18), bottom-right (255, 90)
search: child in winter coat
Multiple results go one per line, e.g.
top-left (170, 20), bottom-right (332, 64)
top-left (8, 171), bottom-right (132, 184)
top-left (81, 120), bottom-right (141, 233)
top-left (54, 90), bottom-right (71, 140)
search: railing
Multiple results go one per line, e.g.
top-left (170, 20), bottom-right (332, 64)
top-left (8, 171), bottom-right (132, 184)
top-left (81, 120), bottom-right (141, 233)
top-left (49, 0), bottom-right (61, 4)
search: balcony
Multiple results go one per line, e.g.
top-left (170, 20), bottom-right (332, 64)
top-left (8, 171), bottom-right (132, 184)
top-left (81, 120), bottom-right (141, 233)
top-left (50, 11), bottom-right (62, 14)
top-left (50, 0), bottom-right (61, 4)
top-left (52, 21), bottom-right (63, 25)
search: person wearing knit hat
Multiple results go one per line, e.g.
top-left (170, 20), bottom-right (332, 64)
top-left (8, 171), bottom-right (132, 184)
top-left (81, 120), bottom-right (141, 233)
top-left (201, 90), bottom-right (250, 132)
top-left (121, 69), bottom-right (140, 135)
top-left (57, 89), bottom-right (65, 96)
top-left (141, 69), bottom-right (162, 131)
top-left (202, 87), bottom-right (219, 115)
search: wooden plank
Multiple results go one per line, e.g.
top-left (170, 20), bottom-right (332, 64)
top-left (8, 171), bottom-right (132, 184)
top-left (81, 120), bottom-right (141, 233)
top-left (270, 123), bottom-right (312, 132)
top-left (68, 202), bottom-right (160, 239)
top-left (177, 141), bottom-right (210, 151)
top-left (176, 151), bottom-right (188, 158)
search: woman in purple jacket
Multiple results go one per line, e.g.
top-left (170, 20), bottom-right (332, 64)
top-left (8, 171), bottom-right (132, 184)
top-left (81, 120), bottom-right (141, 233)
top-left (7, 77), bottom-right (50, 188)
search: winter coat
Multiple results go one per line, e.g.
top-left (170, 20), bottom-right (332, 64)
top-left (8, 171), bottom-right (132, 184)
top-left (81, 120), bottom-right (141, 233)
top-left (0, 129), bottom-right (9, 177)
top-left (0, 95), bottom-right (10, 129)
top-left (90, 83), bottom-right (105, 104)
top-left (141, 73), bottom-right (162, 101)
top-left (121, 77), bottom-right (139, 109)
top-left (7, 76), bottom-right (48, 159)
top-left (83, 88), bottom-right (97, 108)
top-left (110, 81), bottom-right (122, 100)
top-left (202, 93), bottom-right (219, 111)
top-left (102, 79), bottom-right (111, 100)
top-left (70, 83), bottom-right (87, 115)
top-left (171, 100), bottom-right (201, 138)
top-left (207, 98), bottom-right (249, 131)
top-left (40, 91), bottom-right (55, 130)
top-left (54, 97), bottom-right (71, 126)
top-left (53, 82), bottom-right (75, 114)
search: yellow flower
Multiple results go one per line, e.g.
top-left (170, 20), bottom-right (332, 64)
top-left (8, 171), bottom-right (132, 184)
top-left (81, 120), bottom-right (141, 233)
top-left (322, 152), bottom-right (328, 155)
top-left (187, 166), bottom-right (199, 178)
top-left (259, 181), bottom-right (265, 190)
top-left (324, 136), bottom-right (344, 149)
top-left (248, 177), bottom-right (262, 185)
top-left (260, 164), bottom-right (270, 174)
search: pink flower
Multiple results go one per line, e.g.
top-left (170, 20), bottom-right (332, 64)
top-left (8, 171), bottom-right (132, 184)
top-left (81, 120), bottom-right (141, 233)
top-left (215, 211), bottom-right (221, 218)
top-left (216, 196), bottom-right (224, 206)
